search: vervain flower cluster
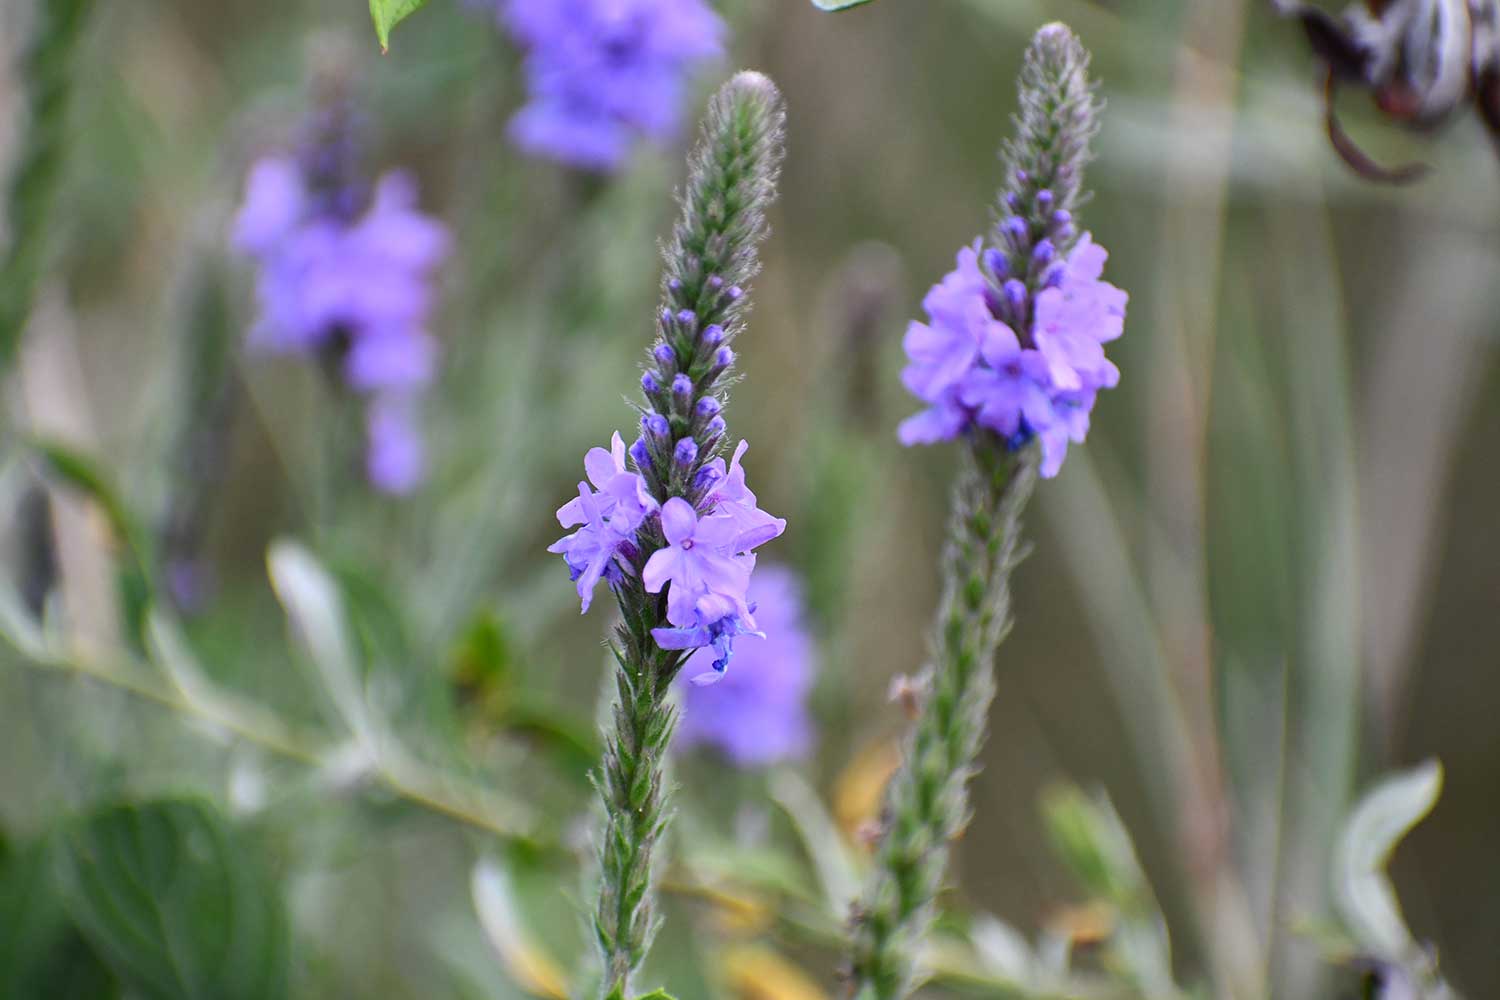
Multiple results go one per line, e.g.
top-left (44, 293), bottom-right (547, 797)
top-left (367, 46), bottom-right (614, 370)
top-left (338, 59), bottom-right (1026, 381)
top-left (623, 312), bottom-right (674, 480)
top-left (498, 0), bottom-right (724, 172)
top-left (232, 112), bottom-right (449, 494)
top-left (675, 564), bottom-right (815, 765)
top-left (898, 204), bottom-right (1126, 477)
top-left (549, 312), bottom-right (785, 683)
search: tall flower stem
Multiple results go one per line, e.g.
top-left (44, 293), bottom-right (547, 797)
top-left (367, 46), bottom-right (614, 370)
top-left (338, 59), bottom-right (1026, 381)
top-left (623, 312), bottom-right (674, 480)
top-left (590, 72), bottom-right (785, 998)
top-left (847, 442), bottom-right (1036, 999)
top-left (0, 0), bottom-right (95, 371)
top-left (847, 24), bottom-right (1107, 999)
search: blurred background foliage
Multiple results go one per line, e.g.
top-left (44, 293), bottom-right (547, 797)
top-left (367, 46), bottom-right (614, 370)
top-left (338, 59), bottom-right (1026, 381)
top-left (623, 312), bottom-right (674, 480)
top-left (0, 0), bottom-right (1497, 997)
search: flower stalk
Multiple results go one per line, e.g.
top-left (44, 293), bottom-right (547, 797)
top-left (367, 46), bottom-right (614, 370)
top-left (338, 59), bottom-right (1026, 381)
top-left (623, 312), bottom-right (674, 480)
top-left (847, 24), bottom-right (1116, 999)
top-left (561, 72), bottom-right (786, 997)
top-left (0, 0), bottom-right (95, 371)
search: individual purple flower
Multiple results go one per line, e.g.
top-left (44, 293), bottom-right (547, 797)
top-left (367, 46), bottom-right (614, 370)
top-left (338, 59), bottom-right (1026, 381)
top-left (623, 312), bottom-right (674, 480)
top-left (896, 231), bottom-right (1127, 477)
top-left (550, 433), bottom-right (659, 612)
top-left (232, 147), bottom-right (449, 494)
top-left (699, 440), bottom-right (787, 551)
top-left (643, 497), bottom-right (755, 632)
top-left (1031, 234), bottom-right (1125, 392)
top-left (675, 565), bottom-right (815, 762)
top-left (497, 0), bottom-right (725, 171)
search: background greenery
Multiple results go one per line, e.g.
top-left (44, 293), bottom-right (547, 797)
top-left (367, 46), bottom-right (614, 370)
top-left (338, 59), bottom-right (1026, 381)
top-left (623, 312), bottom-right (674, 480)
top-left (1, 0), bottom-right (1496, 996)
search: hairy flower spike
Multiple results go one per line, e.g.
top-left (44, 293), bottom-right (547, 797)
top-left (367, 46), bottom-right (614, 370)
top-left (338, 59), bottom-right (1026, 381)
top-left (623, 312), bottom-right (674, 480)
top-left (548, 72), bottom-right (787, 999)
top-left (850, 24), bottom-right (1118, 1000)
top-left (996, 23), bottom-right (1101, 264)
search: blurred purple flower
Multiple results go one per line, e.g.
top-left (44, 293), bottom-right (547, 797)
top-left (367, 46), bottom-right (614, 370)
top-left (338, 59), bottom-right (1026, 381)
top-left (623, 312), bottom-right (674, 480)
top-left (675, 565), bottom-right (815, 764)
top-left (232, 152), bottom-right (449, 494)
top-left (366, 395), bottom-right (426, 495)
top-left (497, 0), bottom-right (725, 171)
top-left (897, 233), bottom-right (1127, 477)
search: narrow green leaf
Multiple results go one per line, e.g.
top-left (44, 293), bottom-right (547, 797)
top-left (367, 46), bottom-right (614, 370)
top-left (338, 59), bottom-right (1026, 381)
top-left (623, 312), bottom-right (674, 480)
top-left (369, 0), bottom-right (430, 52)
top-left (267, 540), bottom-right (373, 745)
top-left (471, 858), bottom-right (571, 998)
top-left (29, 438), bottom-right (157, 647)
top-left (1334, 760), bottom-right (1443, 961)
top-left (54, 798), bottom-right (289, 1000)
top-left (634, 991), bottom-right (677, 1000)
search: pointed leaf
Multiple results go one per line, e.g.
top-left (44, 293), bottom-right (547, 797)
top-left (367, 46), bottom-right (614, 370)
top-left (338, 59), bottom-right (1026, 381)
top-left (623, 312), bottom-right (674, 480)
top-left (1334, 760), bottom-right (1443, 961)
top-left (471, 858), bottom-right (570, 999)
top-left (267, 540), bottom-right (374, 746)
top-left (369, 0), bottom-right (429, 52)
top-left (54, 798), bottom-right (289, 1000)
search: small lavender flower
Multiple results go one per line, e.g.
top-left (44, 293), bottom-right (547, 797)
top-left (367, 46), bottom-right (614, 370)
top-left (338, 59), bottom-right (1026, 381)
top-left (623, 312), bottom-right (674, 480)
top-left (675, 565), bottom-right (815, 764)
top-left (498, 0), bottom-right (724, 172)
top-left (848, 25), bottom-right (1109, 1000)
top-left (231, 114), bottom-right (449, 495)
top-left (546, 73), bottom-right (785, 997)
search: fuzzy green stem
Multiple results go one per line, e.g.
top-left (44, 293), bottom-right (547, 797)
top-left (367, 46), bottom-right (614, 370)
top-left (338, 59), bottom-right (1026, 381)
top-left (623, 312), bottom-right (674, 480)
top-left (0, 0), bottom-right (95, 371)
top-left (847, 441), bottom-right (1038, 999)
top-left (591, 72), bottom-right (784, 998)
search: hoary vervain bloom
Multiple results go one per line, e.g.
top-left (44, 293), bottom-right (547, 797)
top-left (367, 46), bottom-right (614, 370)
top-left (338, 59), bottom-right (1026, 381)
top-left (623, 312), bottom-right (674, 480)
top-left (546, 73), bottom-right (785, 997)
top-left (896, 179), bottom-right (1125, 475)
top-left (847, 25), bottom-right (1114, 1000)
top-left (675, 565), bottom-right (815, 767)
top-left (497, 0), bottom-right (725, 172)
top-left (232, 108), bottom-right (449, 494)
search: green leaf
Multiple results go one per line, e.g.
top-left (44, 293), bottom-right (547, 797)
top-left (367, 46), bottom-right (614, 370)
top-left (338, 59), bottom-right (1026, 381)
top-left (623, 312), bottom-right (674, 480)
top-left (29, 438), bottom-right (157, 646)
top-left (1334, 760), bottom-right (1443, 962)
top-left (811, 0), bottom-right (876, 9)
top-left (369, 0), bottom-right (430, 52)
top-left (471, 858), bottom-right (571, 998)
top-left (0, 837), bottom-right (117, 998)
top-left (267, 540), bottom-right (374, 745)
top-left (54, 798), bottom-right (289, 1000)
top-left (633, 992), bottom-right (677, 1000)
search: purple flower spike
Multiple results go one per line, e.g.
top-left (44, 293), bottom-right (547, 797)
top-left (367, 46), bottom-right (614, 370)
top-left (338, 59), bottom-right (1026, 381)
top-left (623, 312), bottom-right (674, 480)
top-left (499, 0), bottom-right (725, 172)
top-left (232, 151), bottom-right (448, 495)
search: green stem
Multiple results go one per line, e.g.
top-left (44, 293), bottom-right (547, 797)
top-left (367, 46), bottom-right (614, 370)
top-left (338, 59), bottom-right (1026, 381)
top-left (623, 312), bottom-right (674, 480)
top-left (847, 440), bottom-right (1038, 999)
top-left (594, 578), bottom-right (682, 998)
top-left (0, 0), bottom-right (95, 370)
